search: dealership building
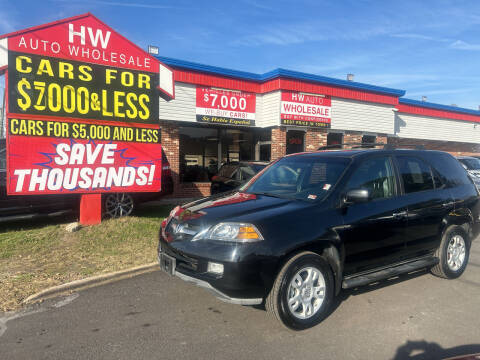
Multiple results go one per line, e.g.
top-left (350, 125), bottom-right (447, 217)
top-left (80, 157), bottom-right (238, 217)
top-left (153, 56), bottom-right (480, 198)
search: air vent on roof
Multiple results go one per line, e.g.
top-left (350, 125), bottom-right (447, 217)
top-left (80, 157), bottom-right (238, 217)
top-left (347, 74), bottom-right (354, 81)
top-left (148, 45), bottom-right (159, 55)
top-left (422, 96), bottom-right (427, 102)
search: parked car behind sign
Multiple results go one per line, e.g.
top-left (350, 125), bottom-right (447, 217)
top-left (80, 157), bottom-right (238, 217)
top-left (457, 156), bottom-right (480, 188)
top-left (210, 161), bottom-right (268, 194)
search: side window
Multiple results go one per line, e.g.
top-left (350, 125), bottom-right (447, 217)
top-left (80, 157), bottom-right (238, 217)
top-left (346, 157), bottom-right (396, 200)
top-left (0, 149), bottom-right (5, 170)
top-left (397, 156), bottom-right (434, 193)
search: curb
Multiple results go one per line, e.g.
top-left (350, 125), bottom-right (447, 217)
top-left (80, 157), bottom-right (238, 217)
top-left (23, 262), bottom-right (160, 305)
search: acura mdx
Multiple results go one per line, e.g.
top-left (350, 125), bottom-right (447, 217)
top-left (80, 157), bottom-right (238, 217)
top-left (158, 148), bottom-right (480, 330)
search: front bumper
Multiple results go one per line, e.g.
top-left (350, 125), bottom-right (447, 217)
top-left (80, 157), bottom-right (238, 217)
top-left (173, 270), bottom-right (263, 305)
top-left (158, 239), bottom-right (272, 305)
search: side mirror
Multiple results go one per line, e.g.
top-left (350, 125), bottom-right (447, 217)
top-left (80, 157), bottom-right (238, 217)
top-left (344, 188), bottom-right (370, 204)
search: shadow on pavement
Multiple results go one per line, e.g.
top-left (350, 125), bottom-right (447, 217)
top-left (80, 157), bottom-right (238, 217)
top-left (252, 268), bottom-right (432, 324)
top-left (323, 268), bottom-right (430, 321)
top-left (0, 212), bottom-right (78, 233)
top-left (392, 340), bottom-right (480, 360)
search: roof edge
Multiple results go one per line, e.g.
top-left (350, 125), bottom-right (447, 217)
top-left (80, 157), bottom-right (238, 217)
top-left (157, 56), bottom-right (406, 97)
top-left (399, 98), bottom-right (480, 116)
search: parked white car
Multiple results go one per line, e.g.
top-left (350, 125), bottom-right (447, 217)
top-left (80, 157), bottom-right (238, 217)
top-left (457, 156), bottom-right (480, 188)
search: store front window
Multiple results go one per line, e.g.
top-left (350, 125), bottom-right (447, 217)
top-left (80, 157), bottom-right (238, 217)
top-left (179, 126), bottom-right (270, 182)
top-left (286, 130), bottom-right (305, 154)
top-left (327, 132), bottom-right (343, 149)
top-left (362, 135), bottom-right (376, 148)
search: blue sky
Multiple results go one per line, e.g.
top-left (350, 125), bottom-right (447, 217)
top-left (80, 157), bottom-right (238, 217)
top-left (1, 0), bottom-right (480, 110)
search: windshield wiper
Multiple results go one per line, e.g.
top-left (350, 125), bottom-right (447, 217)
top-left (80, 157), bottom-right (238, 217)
top-left (248, 191), bottom-right (291, 199)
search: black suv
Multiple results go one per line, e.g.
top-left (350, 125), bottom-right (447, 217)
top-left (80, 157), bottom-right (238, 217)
top-left (158, 148), bottom-right (480, 330)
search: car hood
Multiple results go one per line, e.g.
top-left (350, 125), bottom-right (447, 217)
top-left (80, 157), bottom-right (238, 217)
top-left (162, 191), bottom-right (313, 242)
top-left (181, 192), bottom-right (300, 224)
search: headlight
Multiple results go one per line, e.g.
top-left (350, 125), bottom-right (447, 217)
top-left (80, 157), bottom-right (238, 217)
top-left (192, 222), bottom-right (264, 243)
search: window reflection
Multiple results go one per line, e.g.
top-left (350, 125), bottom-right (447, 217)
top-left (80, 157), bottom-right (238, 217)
top-left (179, 126), bottom-right (269, 183)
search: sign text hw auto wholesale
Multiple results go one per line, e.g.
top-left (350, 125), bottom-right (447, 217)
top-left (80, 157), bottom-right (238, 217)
top-left (281, 91), bottom-right (331, 128)
top-left (0, 13), bottom-right (174, 195)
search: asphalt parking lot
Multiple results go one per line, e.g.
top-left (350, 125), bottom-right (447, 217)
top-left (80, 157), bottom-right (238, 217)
top-left (1, 240), bottom-right (480, 360)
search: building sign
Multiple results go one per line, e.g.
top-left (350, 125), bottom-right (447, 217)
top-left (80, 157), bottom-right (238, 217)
top-left (196, 86), bottom-right (256, 126)
top-left (8, 121), bottom-right (162, 195)
top-left (8, 51), bottom-right (159, 123)
top-left (281, 91), bottom-right (331, 128)
top-left (0, 13), bottom-right (175, 196)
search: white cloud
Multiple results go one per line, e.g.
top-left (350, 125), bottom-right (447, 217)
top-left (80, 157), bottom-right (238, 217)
top-left (450, 40), bottom-right (480, 51)
top-left (407, 87), bottom-right (477, 97)
top-left (241, 0), bottom-right (273, 10)
top-left (233, 22), bottom-right (394, 47)
top-left (51, 0), bottom-right (173, 9)
top-left (391, 33), bottom-right (450, 42)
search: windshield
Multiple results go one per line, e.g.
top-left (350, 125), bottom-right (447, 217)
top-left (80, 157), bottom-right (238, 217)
top-left (459, 158), bottom-right (480, 170)
top-left (243, 156), bottom-right (350, 201)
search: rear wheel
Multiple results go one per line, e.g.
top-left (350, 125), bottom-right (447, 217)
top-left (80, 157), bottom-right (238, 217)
top-left (266, 252), bottom-right (334, 330)
top-left (431, 225), bottom-right (471, 279)
top-left (104, 193), bottom-right (134, 218)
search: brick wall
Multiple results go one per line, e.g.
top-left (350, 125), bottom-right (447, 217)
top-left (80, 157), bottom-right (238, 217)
top-left (176, 182), bottom-right (211, 198)
top-left (271, 126), bottom-right (286, 160)
top-left (376, 135), bottom-right (388, 145)
top-left (388, 137), bottom-right (480, 156)
top-left (342, 131), bottom-right (363, 147)
top-left (160, 121), bottom-right (180, 186)
top-left (305, 128), bottom-right (327, 151)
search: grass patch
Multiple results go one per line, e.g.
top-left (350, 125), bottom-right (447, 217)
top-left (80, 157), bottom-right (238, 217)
top-left (0, 203), bottom-right (173, 312)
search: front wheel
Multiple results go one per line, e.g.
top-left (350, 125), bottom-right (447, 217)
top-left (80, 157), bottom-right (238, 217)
top-left (104, 193), bottom-right (135, 218)
top-left (431, 225), bottom-right (471, 279)
top-left (266, 252), bottom-right (334, 330)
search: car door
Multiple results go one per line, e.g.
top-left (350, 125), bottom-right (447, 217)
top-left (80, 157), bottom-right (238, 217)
top-left (339, 155), bottom-right (410, 275)
top-left (395, 155), bottom-right (454, 258)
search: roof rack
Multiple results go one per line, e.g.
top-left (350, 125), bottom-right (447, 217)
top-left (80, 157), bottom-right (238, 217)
top-left (317, 142), bottom-right (386, 150)
top-left (317, 143), bottom-right (425, 151)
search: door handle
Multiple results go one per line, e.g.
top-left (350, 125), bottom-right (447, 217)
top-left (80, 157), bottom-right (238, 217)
top-left (392, 211), bottom-right (407, 219)
top-left (442, 202), bottom-right (455, 208)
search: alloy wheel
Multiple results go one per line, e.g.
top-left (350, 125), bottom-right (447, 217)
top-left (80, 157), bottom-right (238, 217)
top-left (105, 193), bottom-right (134, 218)
top-left (287, 266), bottom-right (326, 319)
top-left (447, 234), bottom-right (466, 271)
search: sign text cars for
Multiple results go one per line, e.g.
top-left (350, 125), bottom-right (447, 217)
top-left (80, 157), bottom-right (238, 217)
top-left (280, 91), bottom-right (331, 128)
top-left (1, 13), bottom-right (174, 196)
top-left (196, 86), bottom-right (256, 126)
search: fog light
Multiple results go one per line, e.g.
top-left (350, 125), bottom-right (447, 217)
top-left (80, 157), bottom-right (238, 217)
top-left (207, 262), bottom-right (224, 275)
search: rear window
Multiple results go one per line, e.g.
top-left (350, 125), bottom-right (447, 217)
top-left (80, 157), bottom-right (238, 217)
top-left (0, 148), bottom-right (5, 170)
top-left (421, 152), bottom-right (472, 187)
top-left (218, 164), bottom-right (238, 178)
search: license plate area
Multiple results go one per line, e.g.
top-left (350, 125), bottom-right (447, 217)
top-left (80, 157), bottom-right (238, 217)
top-left (159, 253), bottom-right (176, 275)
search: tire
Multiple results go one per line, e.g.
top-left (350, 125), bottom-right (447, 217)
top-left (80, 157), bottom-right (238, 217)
top-left (266, 251), bottom-right (334, 330)
top-left (431, 225), bottom-right (471, 279)
top-left (104, 193), bottom-right (135, 218)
